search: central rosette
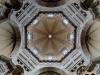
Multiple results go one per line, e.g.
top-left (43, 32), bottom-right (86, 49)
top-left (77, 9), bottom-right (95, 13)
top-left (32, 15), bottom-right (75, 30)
top-left (26, 12), bottom-right (76, 61)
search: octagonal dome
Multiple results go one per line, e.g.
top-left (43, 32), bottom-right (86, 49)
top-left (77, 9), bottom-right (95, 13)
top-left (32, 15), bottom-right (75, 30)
top-left (25, 12), bottom-right (76, 62)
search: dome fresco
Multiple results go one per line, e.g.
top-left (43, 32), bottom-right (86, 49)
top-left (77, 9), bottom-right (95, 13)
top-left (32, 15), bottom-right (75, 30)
top-left (0, 0), bottom-right (100, 75)
top-left (0, 0), bottom-right (5, 4)
top-left (37, 0), bottom-right (66, 7)
top-left (39, 71), bottom-right (61, 75)
top-left (85, 18), bottom-right (100, 58)
top-left (26, 13), bottom-right (76, 61)
top-left (0, 20), bottom-right (20, 56)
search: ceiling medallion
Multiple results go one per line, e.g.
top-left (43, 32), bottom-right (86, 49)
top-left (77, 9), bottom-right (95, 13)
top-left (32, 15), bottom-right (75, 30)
top-left (25, 12), bottom-right (76, 62)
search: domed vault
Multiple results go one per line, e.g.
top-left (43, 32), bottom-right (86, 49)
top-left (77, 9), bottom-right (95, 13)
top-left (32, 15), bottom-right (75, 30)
top-left (25, 12), bottom-right (76, 62)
